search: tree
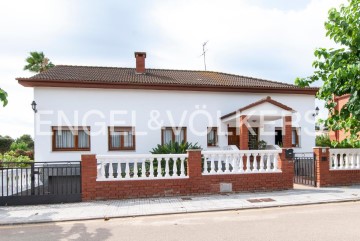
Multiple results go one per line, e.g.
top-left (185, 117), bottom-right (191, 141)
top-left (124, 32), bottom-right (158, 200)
top-left (295, 0), bottom-right (360, 145)
top-left (16, 134), bottom-right (34, 150)
top-left (0, 88), bottom-right (7, 107)
top-left (0, 135), bottom-right (14, 154)
top-left (23, 51), bottom-right (55, 73)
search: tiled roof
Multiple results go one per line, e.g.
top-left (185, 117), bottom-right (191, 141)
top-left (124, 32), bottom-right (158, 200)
top-left (17, 65), bottom-right (318, 93)
top-left (221, 96), bottom-right (295, 120)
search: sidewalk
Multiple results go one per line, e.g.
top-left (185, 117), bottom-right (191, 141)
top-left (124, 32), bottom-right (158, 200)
top-left (1, 185), bottom-right (360, 226)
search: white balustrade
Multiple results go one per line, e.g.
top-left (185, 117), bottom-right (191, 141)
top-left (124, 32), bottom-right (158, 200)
top-left (96, 154), bottom-right (188, 181)
top-left (329, 148), bottom-right (360, 170)
top-left (202, 149), bottom-right (282, 175)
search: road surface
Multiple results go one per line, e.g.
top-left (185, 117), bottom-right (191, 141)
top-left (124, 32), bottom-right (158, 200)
top-left (1, 202), bottom-right (359, 241)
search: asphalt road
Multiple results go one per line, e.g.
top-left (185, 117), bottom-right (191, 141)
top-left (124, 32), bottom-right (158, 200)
top-left (1, 202), bottom-right (360, 241)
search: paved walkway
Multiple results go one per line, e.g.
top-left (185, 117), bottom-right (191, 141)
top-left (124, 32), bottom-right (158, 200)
top-left (1, 185), bottom-right (360, 226)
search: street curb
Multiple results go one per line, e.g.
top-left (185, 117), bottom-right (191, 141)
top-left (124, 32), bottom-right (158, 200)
top-left (1, 198), bottom-right (359, 227)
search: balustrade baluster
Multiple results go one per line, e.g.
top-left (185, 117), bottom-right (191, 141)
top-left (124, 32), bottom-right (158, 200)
top-left (108, 161), bottom-right (114, 179)
top-left (210, 155), bottom-right (216, 174)
top-left (149, 158), bottom-right (154, 178)
top-left (133, 159), bottom-right (138, 178)
top-left (173, 157), bottom-right (178, 176)
top-left (180, 157), bottom-right (185, 177)
top-left (239, 153), bottom-right (244, 173)
top-left (157, 158), bottom-right (162, 177)
top-left (259, 154), bottom-right (264, 172)
top-left (245, 153), bottom-right (251, 172)
top-left (273, 153), bottom-right (278, 171)
top-left (225, 154), bottom-right (230, 173)
top-left (125, 160), bottom-right (130, 179)
top-left (203, 155), bottom-right (208, 174)
top-left (253, 153), bottom-right (259, 172)
top-left (164, 157), bottom-right (170, 177)
top-left (141, 159), bottom-right (146, 178)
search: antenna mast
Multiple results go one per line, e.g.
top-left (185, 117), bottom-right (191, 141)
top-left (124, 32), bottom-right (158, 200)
top-left (201, 41), bottom-right (208, 71)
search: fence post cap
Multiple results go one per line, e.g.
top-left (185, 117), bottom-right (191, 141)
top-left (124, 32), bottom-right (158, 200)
top-left (186, 149), bottom-right (202, 152)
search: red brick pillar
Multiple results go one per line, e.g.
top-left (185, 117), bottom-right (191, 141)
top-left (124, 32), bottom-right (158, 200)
top-left (81, 154), bottom-right (97, 201)
top-left (187, 149), bottom-right (202, 178)
top-left (278, 149), bottom-right (294, 189)
top-left (313, 147), bottom-right (330, 187)
top-left (239, 115), bottom-right (249, 150)
top-left (282, 116), bottom-right (292, 148)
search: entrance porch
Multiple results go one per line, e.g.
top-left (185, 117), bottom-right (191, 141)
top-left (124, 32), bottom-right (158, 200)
top-left (221, 96), bottom-right (295, 150)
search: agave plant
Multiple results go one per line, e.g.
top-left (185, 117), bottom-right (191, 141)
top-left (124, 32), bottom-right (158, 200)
top-left (150, 141), bottom-right (201, 154)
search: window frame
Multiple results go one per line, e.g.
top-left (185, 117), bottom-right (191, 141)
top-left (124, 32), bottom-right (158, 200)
top-left (292, 127), bottom-right (301, 148)
top-left (207, 127), bottom-right (218, 147)
top-left (108, 126), bottom-right (136, 151)
top-left (52, 126), bottom-right (91, 151)
top-left (161, 127), bottom-right (187, 145)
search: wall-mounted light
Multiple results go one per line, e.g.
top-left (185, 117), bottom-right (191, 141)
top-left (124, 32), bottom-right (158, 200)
top-left (31, 101), bottom-right (37, 113)
top-left (312, 106), bottom-right (319, 117)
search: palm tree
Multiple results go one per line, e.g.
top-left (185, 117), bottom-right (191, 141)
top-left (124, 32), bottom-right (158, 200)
top-left (0, 88), bottom-right (8, 107)
top-left (23, 51), bottom-right (55, 73)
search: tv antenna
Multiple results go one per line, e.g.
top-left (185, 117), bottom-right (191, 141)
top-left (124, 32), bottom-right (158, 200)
top-left (200, 41), bottom-right (209, 71)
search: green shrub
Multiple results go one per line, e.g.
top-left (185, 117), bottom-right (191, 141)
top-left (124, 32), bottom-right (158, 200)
top-left (331, 139), bottom-right (360, 148)
top-left (316, 134), bottom-right (331, 147)
top-left (0, 151), bottom-right (33, 167)
top-left (316, 134), bottom-right (360, 148)
top-left (10, 141), bottom-right (28, 151)
top-left (150, 141), bottom-right (201, 154)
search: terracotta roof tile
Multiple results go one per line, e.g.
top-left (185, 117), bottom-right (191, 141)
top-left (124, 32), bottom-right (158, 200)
top-left (17, 65), bottom-right (318, 93)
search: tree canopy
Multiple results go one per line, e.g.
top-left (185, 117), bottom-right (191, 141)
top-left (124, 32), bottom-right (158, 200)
top-left (0, 88), bottom-right (8, 107)
top-left (295, 0), bottom-right (360, 146)
top-left (23, 51), bottom-right (55, 73)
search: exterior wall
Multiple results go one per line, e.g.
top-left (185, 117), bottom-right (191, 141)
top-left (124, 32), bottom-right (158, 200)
top-left (81, 150), bottom-right (294, 200)
top-left (314, 147), bottom-right (360, 187)
top-left (34, 87), bottom-right (316, 162)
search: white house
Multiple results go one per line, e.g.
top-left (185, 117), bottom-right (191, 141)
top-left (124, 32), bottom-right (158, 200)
top-left (17, 52), bottom-right (318, 162)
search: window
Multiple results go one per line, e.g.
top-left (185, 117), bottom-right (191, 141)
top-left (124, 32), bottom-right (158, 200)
top-left (274, 127), bottom-right (300, 147)
top-left (161, 127), bottom-right (186, 145)
top-left (207, 127), bottom-right (218, 147)
top-left (292, 127), bottom-right (300, 147)
top-left (108, 127), bottom-right (136, 151)
top-left (52, 126), bottom-right (90, 151)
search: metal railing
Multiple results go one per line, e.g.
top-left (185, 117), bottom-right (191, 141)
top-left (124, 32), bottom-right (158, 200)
top-left (0, 161), bottom-right (81, 199)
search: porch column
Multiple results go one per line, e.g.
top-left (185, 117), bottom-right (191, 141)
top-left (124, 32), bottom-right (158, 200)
top-left (239, 115), bottom-right (249, 150)
top-left (282, 116), bottom-right (292, 148)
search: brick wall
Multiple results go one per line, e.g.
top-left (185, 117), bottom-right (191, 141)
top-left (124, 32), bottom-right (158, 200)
top-left (314, 147), bottom-right (360, 187)
top-left (81, 150), bottom-right (294, 201)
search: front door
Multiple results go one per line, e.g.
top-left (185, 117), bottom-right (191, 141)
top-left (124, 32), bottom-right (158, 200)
top-left (227, 127), bottom-right (240, 148)
top-left (248, 127), bottom-right (259, 150)
top-left (275, 130), bottom-right (283, 146)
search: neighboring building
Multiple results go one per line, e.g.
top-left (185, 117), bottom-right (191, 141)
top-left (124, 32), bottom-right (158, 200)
top-left (329, 94), bottom-right (352, 142)
top-left (17, 52), bottom-right (318, 162)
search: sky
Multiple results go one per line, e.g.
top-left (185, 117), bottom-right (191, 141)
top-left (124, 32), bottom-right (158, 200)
top-left (0, 0), bottom-right (347, 138)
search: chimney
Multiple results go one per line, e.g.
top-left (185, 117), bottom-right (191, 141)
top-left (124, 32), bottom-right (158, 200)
top-left (134, 52), bottom-right (147, 74)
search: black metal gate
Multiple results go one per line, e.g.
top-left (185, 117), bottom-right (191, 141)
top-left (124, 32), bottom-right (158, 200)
top-left (294, 153), bottom-right (316, 187)
top-left (0, 161), bottom-right (81, 206)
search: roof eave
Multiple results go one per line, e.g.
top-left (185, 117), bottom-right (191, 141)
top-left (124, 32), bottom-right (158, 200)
top-left (16, 78), bottom-right (319, 95)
